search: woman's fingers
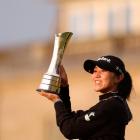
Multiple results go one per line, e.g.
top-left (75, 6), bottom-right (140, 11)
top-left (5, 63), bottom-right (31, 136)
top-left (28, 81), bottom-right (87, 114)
top-left (39, 91), bottom-right (60, 102)
top-left (59, 65), bottom-right (68, 86)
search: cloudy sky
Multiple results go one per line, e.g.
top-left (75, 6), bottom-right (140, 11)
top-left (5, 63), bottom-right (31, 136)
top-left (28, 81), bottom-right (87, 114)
top-left (0, 0), bottom-right (57, 47)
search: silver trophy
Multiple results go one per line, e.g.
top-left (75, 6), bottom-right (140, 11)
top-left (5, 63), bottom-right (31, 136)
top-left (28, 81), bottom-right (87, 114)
top-left (37, 32), bottom-right (73, 94)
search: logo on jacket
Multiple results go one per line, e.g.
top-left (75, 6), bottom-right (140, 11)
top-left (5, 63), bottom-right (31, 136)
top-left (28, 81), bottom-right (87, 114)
top-left (84, 112), bottom-right (95, 121)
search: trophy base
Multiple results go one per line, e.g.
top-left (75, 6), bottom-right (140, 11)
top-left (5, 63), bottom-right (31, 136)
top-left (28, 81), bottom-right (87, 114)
top-left (36, 85), bottom-right (60, 94)
top-left (37, 74), bottom-right (61, 94)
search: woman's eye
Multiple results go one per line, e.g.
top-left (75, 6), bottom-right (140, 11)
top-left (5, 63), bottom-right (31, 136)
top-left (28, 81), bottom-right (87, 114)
top-left (101, 69), bottom-right (107, 72)
top-left (93, 70), bottom-right (97, 73)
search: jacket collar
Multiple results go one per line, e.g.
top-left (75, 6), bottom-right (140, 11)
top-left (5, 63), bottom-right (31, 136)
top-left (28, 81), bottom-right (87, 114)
top-left (99, 91), bottom-right (119, 101)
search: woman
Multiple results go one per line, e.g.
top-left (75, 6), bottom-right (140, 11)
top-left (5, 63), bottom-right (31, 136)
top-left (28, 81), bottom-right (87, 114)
top-left (39, 55), bottom-right (132, 140)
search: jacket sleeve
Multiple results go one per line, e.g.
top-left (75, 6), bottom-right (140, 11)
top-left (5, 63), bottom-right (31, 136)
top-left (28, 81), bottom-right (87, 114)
top-left (54, 100), bottom-right (114, 139)
top-left (58, 86), bottom-right (71, 112)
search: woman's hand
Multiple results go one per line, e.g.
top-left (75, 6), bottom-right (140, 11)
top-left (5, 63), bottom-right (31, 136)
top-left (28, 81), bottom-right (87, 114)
top-left (39, 65), bottom-right (68, 102)
top-left (39, 91), bottom-right (60, 103)
top-left (59, 65), bottom-right (68, 87)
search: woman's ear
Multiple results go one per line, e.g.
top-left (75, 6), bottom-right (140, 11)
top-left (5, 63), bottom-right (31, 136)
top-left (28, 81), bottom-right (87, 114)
top-left (114, 74), bottom-right (124, 84)
top-left (117, 74), bottom-right (124, 83)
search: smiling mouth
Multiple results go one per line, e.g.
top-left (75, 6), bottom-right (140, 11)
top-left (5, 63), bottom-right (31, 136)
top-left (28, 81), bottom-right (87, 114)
top-left (95, 80), bottom-right (101, 84)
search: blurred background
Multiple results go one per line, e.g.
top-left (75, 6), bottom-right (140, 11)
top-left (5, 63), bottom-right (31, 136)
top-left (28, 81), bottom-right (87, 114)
top-left (0, 0), bottom-right (140, 140)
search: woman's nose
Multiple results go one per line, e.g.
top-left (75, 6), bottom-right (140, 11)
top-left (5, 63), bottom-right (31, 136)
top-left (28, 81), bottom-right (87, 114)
top-left (92, 72), bottom-right (101, 78)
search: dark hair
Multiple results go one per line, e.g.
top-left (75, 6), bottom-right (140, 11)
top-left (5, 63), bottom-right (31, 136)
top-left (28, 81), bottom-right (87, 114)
top-left (117, 71), bottom-right (132, 100)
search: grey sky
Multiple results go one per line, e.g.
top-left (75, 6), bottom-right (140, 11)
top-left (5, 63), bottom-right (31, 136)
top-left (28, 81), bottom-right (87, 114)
top-left (0, 0), bottom-right (57, 47)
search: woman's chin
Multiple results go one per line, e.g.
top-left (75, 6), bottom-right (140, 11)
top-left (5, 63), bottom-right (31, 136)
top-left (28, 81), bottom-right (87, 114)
top-left (94, 88), bottom-right (106, 93)
top-left (94, 88), bottom-right (102, 92)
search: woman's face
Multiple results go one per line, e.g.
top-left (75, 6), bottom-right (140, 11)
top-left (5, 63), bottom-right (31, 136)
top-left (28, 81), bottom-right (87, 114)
top-left (92, 66), bottom-right (121, 93)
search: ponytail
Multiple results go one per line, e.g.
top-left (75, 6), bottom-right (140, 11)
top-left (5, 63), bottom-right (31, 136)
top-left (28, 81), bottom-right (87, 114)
top-left (117, 72), bottom-right (132, 100)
